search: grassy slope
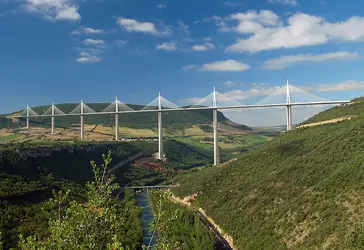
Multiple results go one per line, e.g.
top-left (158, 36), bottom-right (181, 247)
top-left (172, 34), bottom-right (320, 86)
top-left (301, 98), bottom-right (363, 125)
top-left (172, 99), bottom-right (364, 249)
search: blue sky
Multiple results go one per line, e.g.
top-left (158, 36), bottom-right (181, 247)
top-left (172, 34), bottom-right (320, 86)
top-left (1, 0), bottom-right (364, 125)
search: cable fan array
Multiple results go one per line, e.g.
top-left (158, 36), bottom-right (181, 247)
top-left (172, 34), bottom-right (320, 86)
top-left (255, 84), bottom-right (327, 106)
top-left (189, 90), bottom-right (243, 108)
top-left (19, 84), bottom-right (329, 116)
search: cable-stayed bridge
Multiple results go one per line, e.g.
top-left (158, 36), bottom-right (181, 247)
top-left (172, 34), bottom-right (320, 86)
top-left (13, 81), bottom-right (350, 166)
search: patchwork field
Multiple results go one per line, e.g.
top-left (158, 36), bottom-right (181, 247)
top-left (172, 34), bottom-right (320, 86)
top-left (0, 121), bottom-right (276, 149)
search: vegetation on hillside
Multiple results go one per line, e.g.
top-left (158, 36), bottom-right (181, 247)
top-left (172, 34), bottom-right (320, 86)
top-left (172, 98), bottom-right (364, 249)
top-left (0, 141), bottom-right (149, 248)
top-left (301, 100), bottom-right (364, 125)
top-left (14, 152), bottom-right (141, 249)
top-left (0, 141), bottom-right (155, 184)
top-left (148, 191), bottom-right (216, 250)
top-left (0, 137), bottom-right (222, 248)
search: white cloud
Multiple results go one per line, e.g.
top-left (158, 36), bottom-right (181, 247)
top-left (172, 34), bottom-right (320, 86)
top-left (198, 15), bottom-right (231, 32)
top-left (268, 0), bottom-right (297, 6)
top-left (230, 10), bottom-right (280, 29)
top-left (184, 60), bottom-right (250, 72)
top-left (183, 65), bottom-right (199, 71)
top-left (156, 42), bottom-right (179, 51)
top-left (224, 80), bottom-right (238, 86)
top-left (156, 41), bottom-right (190, 52)
top-left (192, 43), bottom-right (215, 51)
top-left (82, 39), bottom-right (105, 46)
top-left (157, 4), bottom-right (166, 9)
top-left (263, 51), bottom-right (359, 69)
top-left (56, 5), bottom-right (79, 20)
top-left (183, 37), bottom-right (195, 43)
top-left (217, 22), bottom-right (231, 32)
top-left (24, 0), bottom-right (81, 21)
top-left (71, 27), bottom-right (105, 35)
top-left (76, 56), bottom-right (101, 63)
top-left (224, 81), bottom-right (269, 87)
top-left (75, 47), bottom-right (103, 64)
top-left (222, 86), bottom-right (280, 101)
top-left (201, 60), bottom-right (250, 72)
top-left (312, 80), bottom-right (364, 92)
top-left (178, 21), bottom-right (189, 35)
top-left (224, 1), bottom-right (245, 7)
top-left (116, 17), bottom-right (172, 36)
top-left (182, 97), bottom-right (203, 105)
top-left (113, 40), bottom-right (127, 46)
top-left (76, 51), bottom-right (101, 63)
top-left (226, 11), bottom-right (364, 53)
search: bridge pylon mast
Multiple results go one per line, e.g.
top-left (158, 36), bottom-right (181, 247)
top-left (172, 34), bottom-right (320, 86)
top-left (51, 102), bottom-right (55, 135)
top-left (213, 87), bottom-right (220, 166)
top-left (26, 104), bottom-right (30, 129)
top-left (158, 92), bottom-right (163, 160)
top-left (80, 100), bottom-right (84, 140)
top-left (286, 80), bottom-right (293, 131)
top-left (115, 96), bottom-right (119, 141)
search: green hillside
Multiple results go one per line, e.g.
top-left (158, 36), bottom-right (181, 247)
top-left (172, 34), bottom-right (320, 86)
top-left (301, 98), bottom-right (363, 125)
top-left (1, 103), bottom-right (251, 131)
top-left (171, 97), bottom-right (364, 249)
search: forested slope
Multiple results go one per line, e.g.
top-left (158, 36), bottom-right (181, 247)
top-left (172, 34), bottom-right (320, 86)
top-left (172, 97), bottom-right (364, 249)
top-left (0, 138), bottom-right (220, 248)
top-left (0, 142), bottom-right (151, 248)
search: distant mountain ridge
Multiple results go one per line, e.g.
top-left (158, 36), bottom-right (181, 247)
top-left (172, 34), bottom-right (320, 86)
top-left (0, 103), bottom-right (252, 131)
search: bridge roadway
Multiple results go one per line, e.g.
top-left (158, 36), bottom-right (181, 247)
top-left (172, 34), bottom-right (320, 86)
top-left (13, 100), bottom-right (350, 118)
top-left (11, 89), bottom-right (350, 166)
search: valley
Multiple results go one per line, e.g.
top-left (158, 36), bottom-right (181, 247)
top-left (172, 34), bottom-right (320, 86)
top-left (1, 99), bottom-right (363, 249)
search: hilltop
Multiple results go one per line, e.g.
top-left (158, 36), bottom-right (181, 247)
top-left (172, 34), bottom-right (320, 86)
top-left (171, 97), bottom-right (364, 249)
top-left (300, 99), bottom-right (360, 126)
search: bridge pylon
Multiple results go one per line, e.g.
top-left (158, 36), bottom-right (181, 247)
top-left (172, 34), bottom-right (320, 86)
top-left (26, 104), bottom-right (30, 129)
top-left (158, 92), bottom-right (163, 160)
top-left (213, 87), bottom-right (220, 166)
top-left (80, 100), bottom-right (84, 140)
top-left (286, 80), bottom-right (293, 131)
top-left (51, 102), bottom-right (55, 135)
top-left (115, 96), bottom-right (119, 141)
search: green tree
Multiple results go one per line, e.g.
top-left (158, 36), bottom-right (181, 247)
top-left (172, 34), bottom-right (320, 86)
top-left (146, 191), bottom-right (216, 250)
top-left (17, 152), bottom-right (131, 250)
top-left (144, 192), bottom-right (179, 250)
